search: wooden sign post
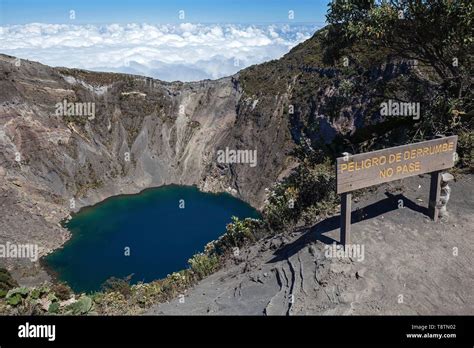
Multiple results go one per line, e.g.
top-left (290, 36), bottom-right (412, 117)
top-left (336, 135), bottom-right (458, 246)
top-left (429, 170), bottom-right (442, 222)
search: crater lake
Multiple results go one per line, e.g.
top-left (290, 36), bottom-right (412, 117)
top-left (44, 185), bottom-right (260, 293)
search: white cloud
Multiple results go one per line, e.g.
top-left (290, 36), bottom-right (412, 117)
top-left (0, 23), bottom-right (319, 82)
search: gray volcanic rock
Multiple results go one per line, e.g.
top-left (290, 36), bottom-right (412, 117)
top-left (0, 51), bottom-right (299, 282)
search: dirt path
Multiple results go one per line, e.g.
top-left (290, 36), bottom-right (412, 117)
top-left (148, 174), bottom-right (474, 315)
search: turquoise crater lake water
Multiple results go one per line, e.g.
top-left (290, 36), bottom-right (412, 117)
top-left (44, 185), bottom-right (259, 293)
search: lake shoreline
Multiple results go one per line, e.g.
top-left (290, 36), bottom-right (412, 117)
top-left (67, 183), bottom-right (263, 219)
top-left (43, 184), bottom-right (261, 293)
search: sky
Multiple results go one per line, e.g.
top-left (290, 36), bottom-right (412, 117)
top-left (0, 0), bottom-right (328, 24)
top-left (0, 1), bottom-right (330, 81)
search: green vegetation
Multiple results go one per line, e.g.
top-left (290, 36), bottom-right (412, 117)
top-left (101, 275), bottom-right (133, 298)
top-left (0, 281), bottom-right (93, 315)
top-left (6, 287), bottom-right (29, 306)
top-left (66, 295), bottom-right (93, 315)
top-left (75, 179), bottom-right (103, 198)
top-left (324, 0), bottom-right (473, 169)
top-left (264, 151), bottom-right (338, 231)
top-left (326, 0), bottom-right (472, 84)
top-left (188, 253), bottom-right (219, 279)
top-left (0, 268), bottom-right (18, 298)
top-left (213, 216), bottom-right (262, 253)
top-left (240, 0), bottom-right (472, 172)
top-left (0, 216), bottom-right (266, 315)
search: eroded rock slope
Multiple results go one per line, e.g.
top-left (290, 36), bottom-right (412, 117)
top-left (0, 54), bottom-right (295, 280)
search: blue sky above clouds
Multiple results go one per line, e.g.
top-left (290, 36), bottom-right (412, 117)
top-left (1, 0), bottom-right (328, 24)
top-left (0, 0), bottom-right (329, 81)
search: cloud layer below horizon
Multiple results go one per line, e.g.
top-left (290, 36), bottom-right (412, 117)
top-left (0, 23), bottom-right (319, 81)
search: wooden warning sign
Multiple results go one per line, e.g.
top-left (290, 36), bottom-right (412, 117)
top-left (336, 135), bottom-right (457, 246)
top-left (336, 136), bottom-right (457, 194)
